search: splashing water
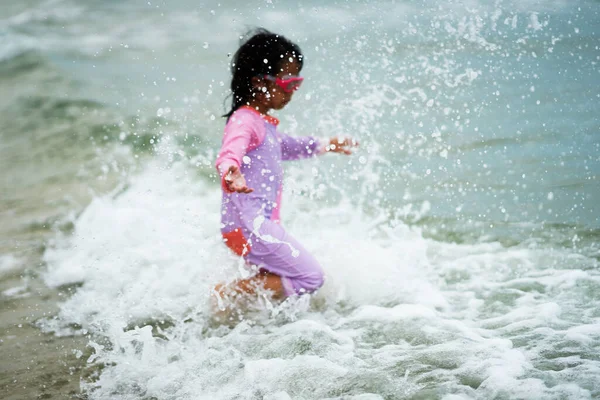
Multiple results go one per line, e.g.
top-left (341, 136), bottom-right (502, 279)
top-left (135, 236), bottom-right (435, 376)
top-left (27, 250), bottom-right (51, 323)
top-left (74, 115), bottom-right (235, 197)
top-left (1, 0), bottom-right (597, 399)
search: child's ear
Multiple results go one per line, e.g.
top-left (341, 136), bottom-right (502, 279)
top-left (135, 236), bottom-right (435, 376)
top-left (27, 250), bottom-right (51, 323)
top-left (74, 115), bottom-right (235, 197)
top-left (251, 76), bottom-right (262, 89)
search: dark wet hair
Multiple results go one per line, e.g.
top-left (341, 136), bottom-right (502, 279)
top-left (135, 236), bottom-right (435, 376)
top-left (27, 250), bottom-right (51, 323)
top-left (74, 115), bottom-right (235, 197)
top-left (223, 28), bottom-right (303, 119)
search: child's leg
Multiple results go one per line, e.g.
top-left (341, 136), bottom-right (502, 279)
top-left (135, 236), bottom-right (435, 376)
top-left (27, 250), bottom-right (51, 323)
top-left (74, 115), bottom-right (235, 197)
top-left (244, 219), bottom-right (324, 296)
top-left (215, 218), bottom-right (323, 304)
top-left (214, 271), bottom-right (285, 299)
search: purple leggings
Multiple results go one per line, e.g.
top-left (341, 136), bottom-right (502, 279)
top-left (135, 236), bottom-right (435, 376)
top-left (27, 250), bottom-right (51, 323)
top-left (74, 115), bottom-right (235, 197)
top-left (223, 217), bottom-right (324, 297)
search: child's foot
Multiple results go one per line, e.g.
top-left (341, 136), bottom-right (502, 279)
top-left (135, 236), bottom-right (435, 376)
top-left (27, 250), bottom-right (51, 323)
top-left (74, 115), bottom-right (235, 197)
top-left (209, 280), bottom-right (281, 327)
top-left (209, 284), bottom-right (245, 327)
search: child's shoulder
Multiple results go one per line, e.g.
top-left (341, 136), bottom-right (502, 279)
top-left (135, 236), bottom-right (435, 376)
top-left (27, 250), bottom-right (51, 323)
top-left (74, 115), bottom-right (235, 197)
top-left (224, 107), bottom-right (267, 144)
top-left (227, 106), bottom-right (263, 125)
top-left (228, 106), bottom-right (280, 128)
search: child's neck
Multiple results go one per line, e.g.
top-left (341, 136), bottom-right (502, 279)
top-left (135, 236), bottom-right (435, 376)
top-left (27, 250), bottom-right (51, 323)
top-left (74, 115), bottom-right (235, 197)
top-left (246, 99), bottom-right (271, 115)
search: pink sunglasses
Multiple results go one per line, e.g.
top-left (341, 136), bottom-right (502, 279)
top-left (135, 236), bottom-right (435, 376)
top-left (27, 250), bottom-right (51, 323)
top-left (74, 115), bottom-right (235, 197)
top-left (264, 75), bottom-right (304, 93)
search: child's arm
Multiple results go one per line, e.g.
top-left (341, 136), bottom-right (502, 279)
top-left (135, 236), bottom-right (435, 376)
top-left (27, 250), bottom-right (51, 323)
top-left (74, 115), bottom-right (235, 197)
top-left (216, 130), bottom-right (251, 193)
top-left (279, 133), bottom-right (358, 160)
top-left (279, 133), bottom-right (321, 161)
top-left (216, 114), bottom-right (263, 193)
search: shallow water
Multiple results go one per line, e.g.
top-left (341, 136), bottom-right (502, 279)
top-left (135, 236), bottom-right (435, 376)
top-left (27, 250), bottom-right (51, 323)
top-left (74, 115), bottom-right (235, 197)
top-left (1, 0), bottom-right (599, 399)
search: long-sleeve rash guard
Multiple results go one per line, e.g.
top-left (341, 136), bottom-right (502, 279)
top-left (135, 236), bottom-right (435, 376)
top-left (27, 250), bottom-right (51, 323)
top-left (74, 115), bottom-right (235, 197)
top-left (215, 106), bottom-right (324, 296)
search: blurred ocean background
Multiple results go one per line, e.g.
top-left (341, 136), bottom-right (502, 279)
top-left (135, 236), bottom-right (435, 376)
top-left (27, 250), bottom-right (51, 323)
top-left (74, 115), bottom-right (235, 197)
top-left (0, 0), bottom-right (598, 399)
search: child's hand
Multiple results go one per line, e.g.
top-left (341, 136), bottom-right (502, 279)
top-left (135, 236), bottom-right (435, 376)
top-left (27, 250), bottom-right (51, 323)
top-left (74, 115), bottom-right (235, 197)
top-left (225, 165), bottom-right (253, 193)
top-left (325, 137), bottom-right (359, 155)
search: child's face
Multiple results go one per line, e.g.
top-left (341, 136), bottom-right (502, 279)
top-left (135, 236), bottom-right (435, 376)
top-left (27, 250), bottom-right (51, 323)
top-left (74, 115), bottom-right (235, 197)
top-left (264, 58), bottom-right (301, 110)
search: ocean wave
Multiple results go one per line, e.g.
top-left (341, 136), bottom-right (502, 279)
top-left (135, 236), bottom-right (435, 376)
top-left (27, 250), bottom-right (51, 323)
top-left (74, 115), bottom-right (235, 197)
top-left (4, 0), bottom-right (84, 27)
top-left (39, 160), bottom-right (600, 399)
top-left (0, 49), bottom-right (48, 77)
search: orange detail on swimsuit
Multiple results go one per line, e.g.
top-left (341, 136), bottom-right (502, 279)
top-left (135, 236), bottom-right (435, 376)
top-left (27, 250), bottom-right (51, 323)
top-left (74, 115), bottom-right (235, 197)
top-left (222, 228), bottom-right (250, 256)
top-left (240, 105), bottom-right (280, 126)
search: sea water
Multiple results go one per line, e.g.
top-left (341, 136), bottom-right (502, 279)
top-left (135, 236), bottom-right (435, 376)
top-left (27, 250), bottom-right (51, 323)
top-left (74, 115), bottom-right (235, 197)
top-left (1, 0), bottom-right (598, 399)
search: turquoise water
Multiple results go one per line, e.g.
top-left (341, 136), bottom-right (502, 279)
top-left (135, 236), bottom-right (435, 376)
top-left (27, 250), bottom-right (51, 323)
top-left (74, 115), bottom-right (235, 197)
top-left (1, 0), bottom-right (599, 399)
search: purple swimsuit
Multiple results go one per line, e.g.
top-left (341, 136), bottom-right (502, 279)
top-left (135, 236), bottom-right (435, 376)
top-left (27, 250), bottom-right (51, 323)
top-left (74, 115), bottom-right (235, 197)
top-left (216, 106), bottom-right (324, 296)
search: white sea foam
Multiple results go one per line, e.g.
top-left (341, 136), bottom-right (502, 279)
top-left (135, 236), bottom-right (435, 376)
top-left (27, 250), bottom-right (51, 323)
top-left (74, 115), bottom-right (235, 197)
top-left (2, 285), bottom-right (29, 298)
top-left (0, 254), bottom-right (22, 274)
top-left (40, 157), bottom-right (599, 399)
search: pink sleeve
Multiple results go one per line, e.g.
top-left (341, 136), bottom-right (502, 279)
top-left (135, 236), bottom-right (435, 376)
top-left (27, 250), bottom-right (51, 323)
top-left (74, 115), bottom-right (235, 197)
top-left (215, 109), bottom-right (265, 192)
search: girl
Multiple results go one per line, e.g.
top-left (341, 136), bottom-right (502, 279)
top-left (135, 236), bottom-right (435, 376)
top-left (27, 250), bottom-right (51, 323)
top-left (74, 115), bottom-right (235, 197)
top-left (214, 28), bottom-right (357, 303)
